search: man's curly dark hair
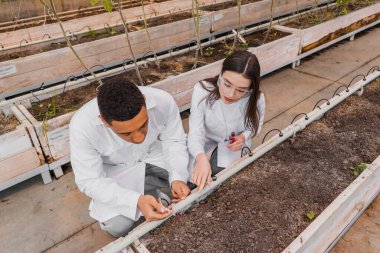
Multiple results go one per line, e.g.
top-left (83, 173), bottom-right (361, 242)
top-left (97, 77), bottom-right (145, 125)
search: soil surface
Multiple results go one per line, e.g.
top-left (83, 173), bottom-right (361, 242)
top-left (0, 113), bottom-right (20, 135)
top-left (29, 83), bottom-right (98, 121)
top-left (285, 1), bottom-right (374, 29)
top-left (28, 29), bottom-right (288, 120)
top-left (201, 0), bottom-right (260, 12)
top-left (146, 78), bottom-right (380, 253)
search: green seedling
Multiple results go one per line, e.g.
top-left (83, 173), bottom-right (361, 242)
top-left (86, 27), bottom-right (97, 38)
top-left (204, 47), bottom-right (215, 57)
top-left (306, 210), bottom-right (316, 221)
top-left (349, 163), bottom-right (367, 177)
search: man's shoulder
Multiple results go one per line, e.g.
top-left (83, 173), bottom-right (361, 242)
top-left (70, 98), bottom-right (98, 130)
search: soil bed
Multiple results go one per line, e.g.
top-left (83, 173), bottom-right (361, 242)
top-left (201, 0), bottom-right (260, 12)
top-left (284, 1), bottom-right (374, 29)
top-left (146, 78), bottom-right (380, 253)
top-left (0, 113), bottom-right (20, 135)
top-left (28, 28), bottom-right (288, 120)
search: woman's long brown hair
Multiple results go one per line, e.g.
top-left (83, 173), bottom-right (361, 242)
top-left (200, 51), bottom-right (262, 135)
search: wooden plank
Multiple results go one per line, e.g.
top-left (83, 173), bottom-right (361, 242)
top-left (10, 106), bottom-right (46, 164)
top-left (302, 4), bottom-right (380, 46)
top-left (0, 148), bottom-right (41, 184)
top-left (0, 164), bottom-right (51, 191)
top-left (0, 127), bottom-right (32, 161)
top-left (250, 33), bottom-right (301, 75)
top-left (283, 155), bottom-right (380, 253)
top-left (0, 0), bottom-right (226, 50)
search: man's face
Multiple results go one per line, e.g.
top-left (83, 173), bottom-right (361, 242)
top-left (100, 106), bottom-right (149, 144)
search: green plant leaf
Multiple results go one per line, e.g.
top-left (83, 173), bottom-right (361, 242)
top-left (306, 211), bottom-right (316, 221)
top-left (353, 170), bottom-right (359, 177)
top-left (90, 0), bottom-right (100, 6)
top-left (102, 0), bottom-right (113, 12)
top-left (357, 163), bottom-right (367, 171)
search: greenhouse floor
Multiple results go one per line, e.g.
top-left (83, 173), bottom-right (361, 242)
top-left (0, 26), bottom-right (379, 253)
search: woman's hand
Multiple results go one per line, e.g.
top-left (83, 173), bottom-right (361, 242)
top-left (191, 153), bottom-right (212, 191)
top-left (227, 134), bottom-right (245, 152)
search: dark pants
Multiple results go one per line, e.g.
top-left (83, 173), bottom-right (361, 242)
top-left (100, 163), bottom-right (170, 237)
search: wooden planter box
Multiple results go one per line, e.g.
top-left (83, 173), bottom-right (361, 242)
top-left (0, 0), bottom-right (228, 53)
top-left (152, 26), bottom-right (302, 111)
top-left (297, 3), bottom-right (380, 54)
top-left (17, 104), bottom-right (74, 178)
top-left (0, 106), bottom-right (51, 191)
top-left (283, 155), bottom-right (380, 253)
top-left (0, 0), bottom-right (330, 99)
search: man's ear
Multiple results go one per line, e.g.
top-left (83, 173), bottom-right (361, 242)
top-left (98, 115), bottom-right (111, 128)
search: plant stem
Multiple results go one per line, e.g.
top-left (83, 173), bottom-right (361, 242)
top-left (232, 0), bottom-right (242, 51)
top-left (264, 0), bottom-right (276, 43)
top-left (140, 0), bottom-right (160, 67)
top-left (39, 0), bottom-right (102, 87)
top-left (192, 0), bottom-right (201, 69)
top-left (117, 0), bottom-right (144, 85)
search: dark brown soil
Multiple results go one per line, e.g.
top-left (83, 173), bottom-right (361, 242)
top-left (201, 0), bottom-right (260, 12)
top-left (284, 1), bottom-right (373, 29)
top-left (0, 113), bottom-right (20, 135)
top-left (28, 29), bottom-right (288, 120)
top-left (29, 83), bottom-right (98, 121)
top-left (146, 78), bottom-right (380, 253)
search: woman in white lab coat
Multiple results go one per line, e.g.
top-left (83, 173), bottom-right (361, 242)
top-left (188, 51), bottom-right (265, 190)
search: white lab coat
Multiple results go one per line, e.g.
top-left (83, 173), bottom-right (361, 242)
top-left (69, 87), bottom-right (189, 223)
top-left (187, 82), bottom-right (265, 171)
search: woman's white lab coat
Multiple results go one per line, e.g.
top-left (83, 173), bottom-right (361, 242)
top-left (187, 82), bottom-right (265, 172)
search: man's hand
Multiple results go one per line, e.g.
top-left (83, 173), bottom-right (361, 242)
top-left (171, 180), bottom-right (191, 203)
top-left (227, 134), bottom-right (245, 152)
top-left (137, 195), bottom-right (172, 221)
top-left (191, 153), bottom-right (212, 191)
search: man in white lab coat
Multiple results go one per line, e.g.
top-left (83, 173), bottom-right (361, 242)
top-left (69, 77), bottom-right (191, 237)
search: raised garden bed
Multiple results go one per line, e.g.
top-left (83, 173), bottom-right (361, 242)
top-left (0, 0), bottom-right (226, 54)
top-left (0, 106), bottom-right (51, 191)
top-left (145, 78), bottom-right (380, 253)
top-left (0, 0), bottom-right (329, 99)
top-left (281, 2), bottom-right (380, 53)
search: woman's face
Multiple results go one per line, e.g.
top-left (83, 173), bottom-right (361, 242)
top-left (218, 71), bottom-right (252, 104)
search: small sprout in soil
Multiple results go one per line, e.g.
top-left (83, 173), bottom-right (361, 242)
top-left (204, 47), bottom-right (215, 57)
top-left (222, 42), bottom-right (234, 56)
top-left (85, 27), bottom-right (97, 38)
top-left (107, 27), bottom-right (118, 35)
top-left (349, 163), bottom-right (367, 177)
top-left (306, 210), bottom-right (316, 221)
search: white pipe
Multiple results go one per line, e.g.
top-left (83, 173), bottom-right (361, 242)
top-left (96, 69), bottom-right (380, 253)
top-left (0, 2), bottom-right (336, 108)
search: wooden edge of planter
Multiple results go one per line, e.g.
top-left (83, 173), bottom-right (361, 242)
top-left (300, 3), bottom-right (380, 51)
top-left (10, 106), bottom-right (46, 165)
top-left (0, 0), bottom-right (228, 51)
top-left (283, 155), bottom-right (380, 253)
top-left (0, 106), bottom-right (52, 189)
